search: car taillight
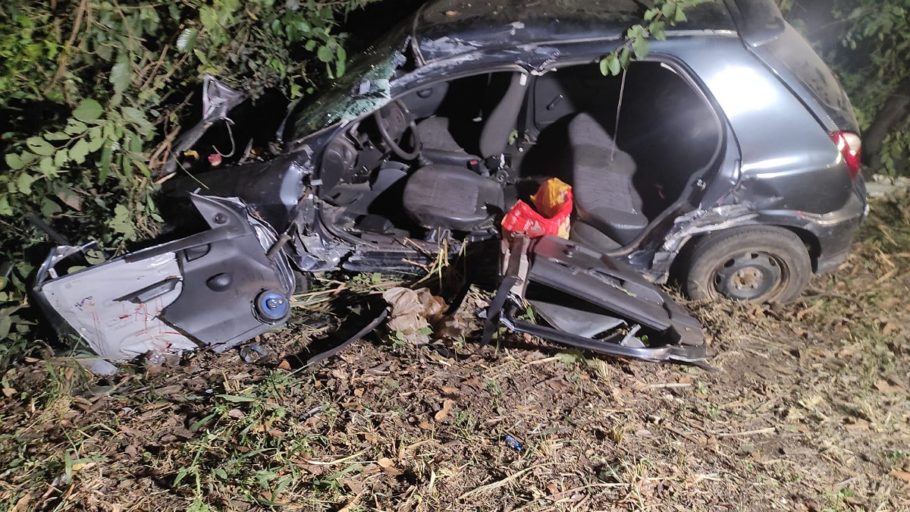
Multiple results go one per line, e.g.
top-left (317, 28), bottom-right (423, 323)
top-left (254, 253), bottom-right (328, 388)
top-left (831, 131), bottom-right (862, 180)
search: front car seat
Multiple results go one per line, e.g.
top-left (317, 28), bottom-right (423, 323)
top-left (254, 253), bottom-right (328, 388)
top-left (402, 164), bottom-right (504, 232)
top-left (416, 72), bottom-right (528, 166)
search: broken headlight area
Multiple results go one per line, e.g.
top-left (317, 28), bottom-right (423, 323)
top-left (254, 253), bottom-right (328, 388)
top-left (483, 236), bottom-right (708, 366)
top-left (32, 194), bottom-right (295, 362)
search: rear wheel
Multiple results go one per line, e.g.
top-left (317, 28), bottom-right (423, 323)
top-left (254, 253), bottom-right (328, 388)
top-left (682, 226), bottom-right (811, 304)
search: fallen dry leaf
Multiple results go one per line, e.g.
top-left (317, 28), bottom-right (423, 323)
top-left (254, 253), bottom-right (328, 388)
top-left (837, 343), bottom-right (863, 358)
top-left (377, 457), bottom-right (404, 477)
top-left (434, 399), bottom-right (455, 422)
top-left (11, 493), bottom-right (32, 512)
top-left (342, 478), bottom-right (364, 494)
top-left (883, 321), bottom-right (901, 336)
top-left (71, 462), bottom-right (95, 472)
top-left (874, 379), bottom-right (903, 394)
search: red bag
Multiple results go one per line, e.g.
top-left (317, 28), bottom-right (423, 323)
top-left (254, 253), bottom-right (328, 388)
top-left (501, 178), bottom-right (573, 239)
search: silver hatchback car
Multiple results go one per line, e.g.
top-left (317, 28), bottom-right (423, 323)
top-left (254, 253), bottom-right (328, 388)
top-left (34, 0), bottom-right (867, 366)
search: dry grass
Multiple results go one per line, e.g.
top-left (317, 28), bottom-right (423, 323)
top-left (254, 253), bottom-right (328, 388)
top-left (1, 196), bottom-right (909, 511)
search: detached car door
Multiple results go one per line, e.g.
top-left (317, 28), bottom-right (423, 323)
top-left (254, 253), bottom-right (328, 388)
top-left (486, 236), bottom-right (707, 365)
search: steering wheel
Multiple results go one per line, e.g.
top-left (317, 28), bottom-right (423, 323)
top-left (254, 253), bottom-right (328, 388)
top-left (374, 100), bottom-right (422, 161)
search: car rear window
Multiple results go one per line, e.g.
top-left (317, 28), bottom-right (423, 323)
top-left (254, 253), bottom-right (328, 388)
top-left (761, 25), bottom-right (858, 132)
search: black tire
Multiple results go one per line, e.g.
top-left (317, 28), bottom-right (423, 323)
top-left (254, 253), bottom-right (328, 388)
top-left (682, 226), bottom-right (811, 304)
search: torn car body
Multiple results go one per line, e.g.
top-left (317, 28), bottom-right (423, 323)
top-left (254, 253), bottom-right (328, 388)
top-left (34, 0), bottom-right (866, 366)
top-left (33, 195), bottom-right (295, 360)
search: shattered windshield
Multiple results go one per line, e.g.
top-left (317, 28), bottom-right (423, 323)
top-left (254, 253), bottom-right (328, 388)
top-left (287, 25), bottom-right (411, 140)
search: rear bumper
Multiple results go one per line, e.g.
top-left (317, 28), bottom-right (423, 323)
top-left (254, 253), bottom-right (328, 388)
top-left (806, 183), bottom-right (868, 274)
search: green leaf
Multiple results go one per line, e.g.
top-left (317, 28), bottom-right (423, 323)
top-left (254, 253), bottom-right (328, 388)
top-left (99, 142), bottom-right (112, 182)
top-left (609, 53), bottom-right (622, 75)
top-left (109, 204), bottom-right (137, 239)
top-left (336, 59), bottom-right (346, 78)
top-left (176, 28), bottom-right (198, 53)
top-left (110, 62), bottom-right (131, 94)
top-left (44, 131), bottom-right (70, 141)
top-left (72, 99), bottom-right (103, 123)
top-left (39, 157), bottom-right (56, 176)
top-left (335, 46), bottom-right (347, 77)
top-left (0, 196), bottom-right (12, 216)
top-left (26, 136), bottom-right (55, 156)
top-left (632, 36), bottom-right (649, 60)
top-left (4, 153), bottom-right (24, 170)
top-left (41, 197), bottom-right (62, 217)
top-left (199, 6), bottom-right (219, 31)
top-left (599, 55), bottom-right (612, 76)
top-left (54, 148), bottom-right (69, 167)
top-left (173, 467), bottom-right (189, 487)
top-left (555, 351), bottom-right (584, 365)
top-left (70, 139), bottom-right (90, 164)
top-left (16, 173), bottom-right (36, 195)
top-left (317, 45), bottom-right (333, 63)
top-left (87, 127), bottom-right (105, 152)
top-left (674, 8), bottom-right (687, 23)
top-left (64, 120), bottom-right (88, 135)
top-left (0, 314), bottom-right (11, 340)
top-left (122, 107), bottom-right (152, 135)
top-left (619, 46), bottom-right (632, 67)
top-left (650, 20), bottom-right (667, 40)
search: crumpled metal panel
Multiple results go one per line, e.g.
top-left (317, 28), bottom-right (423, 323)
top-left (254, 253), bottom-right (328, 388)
top-left (33, 194), bottom-right (295, 363)
top-left (162, 75), bottom-right (247, 175)
top-left (38, 252), bottom-right (198, 360)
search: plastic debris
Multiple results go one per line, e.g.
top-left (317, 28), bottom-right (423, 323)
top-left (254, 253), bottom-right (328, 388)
top-left (503, 434), bottom-right (524, 452)
top-left (501, 178), bottom-right (573, 239)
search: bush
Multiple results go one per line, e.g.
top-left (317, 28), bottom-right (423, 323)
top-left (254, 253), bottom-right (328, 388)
top-left (0, 0), bottom-right (368, 366)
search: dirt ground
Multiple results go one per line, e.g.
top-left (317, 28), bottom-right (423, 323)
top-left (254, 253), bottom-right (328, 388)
top-left (1, 197), bottom-right (909, 512)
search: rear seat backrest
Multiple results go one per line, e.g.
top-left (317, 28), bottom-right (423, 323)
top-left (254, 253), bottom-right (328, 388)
top-left (567, 114), bottom-right (649, 246)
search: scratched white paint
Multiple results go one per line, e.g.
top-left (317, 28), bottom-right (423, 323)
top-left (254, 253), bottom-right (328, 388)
top-left (40, 253), bottom-right (197, 360)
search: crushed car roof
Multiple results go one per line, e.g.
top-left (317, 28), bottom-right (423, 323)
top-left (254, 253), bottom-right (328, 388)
top-left (413, 0), bottom-right (738, 63)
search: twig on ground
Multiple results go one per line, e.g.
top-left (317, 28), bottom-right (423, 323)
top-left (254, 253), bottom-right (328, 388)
top-left (713, 427), bottom-right (777, 437)
top-left (458, 464), bottom-right (551, 500)
top-left (304, 449), bottom-right (366, 466)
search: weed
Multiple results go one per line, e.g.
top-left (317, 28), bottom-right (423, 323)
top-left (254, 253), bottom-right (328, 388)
top-left (484, 378), bottom-right (502, 398)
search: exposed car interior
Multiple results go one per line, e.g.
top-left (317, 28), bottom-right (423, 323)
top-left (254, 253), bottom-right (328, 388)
top-left (318, 61), bottom-right (724, 251)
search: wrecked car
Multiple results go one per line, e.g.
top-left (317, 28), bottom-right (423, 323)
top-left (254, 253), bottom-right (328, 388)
top-left (33, 0), bottom-right (867, 367)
